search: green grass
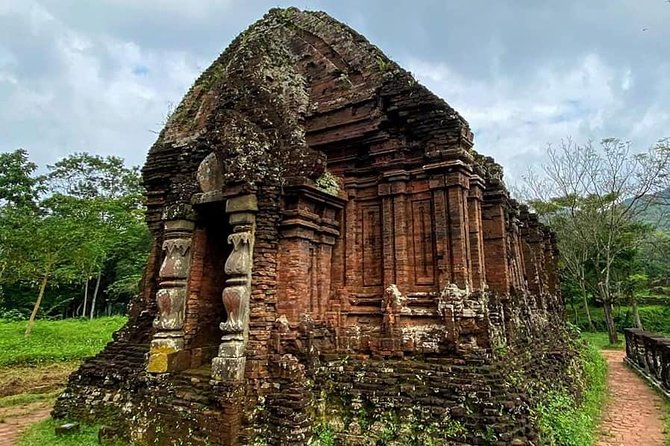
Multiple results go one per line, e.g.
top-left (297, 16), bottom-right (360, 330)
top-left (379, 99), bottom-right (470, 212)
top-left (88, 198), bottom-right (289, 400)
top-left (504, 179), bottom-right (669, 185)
top-left (0, 390), bottom-right (61, 408)
top-left (535, 341), bottom-right (608, 445)
top-left (0, 317), bottom-right (126, 366)
top-left (580, 331), bottom-right (624, 350)
top-left (18, 419), bottom-right (102, 446)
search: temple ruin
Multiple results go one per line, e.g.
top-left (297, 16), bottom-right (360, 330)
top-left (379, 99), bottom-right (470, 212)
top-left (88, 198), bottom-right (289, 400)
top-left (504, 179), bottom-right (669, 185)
top-left (55, 8), bottom-right (572, 445)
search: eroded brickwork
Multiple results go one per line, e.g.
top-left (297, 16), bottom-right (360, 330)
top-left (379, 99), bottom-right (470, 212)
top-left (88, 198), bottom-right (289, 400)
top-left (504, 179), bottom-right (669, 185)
top-left (55, 8), bottom-right (569, 445)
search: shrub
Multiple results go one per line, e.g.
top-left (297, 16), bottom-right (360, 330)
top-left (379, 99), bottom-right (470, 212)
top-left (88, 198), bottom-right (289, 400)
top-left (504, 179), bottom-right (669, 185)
top-left (0, 308), bottom-right (27, 321)
top-left (534, 340), bottom-right (607, 445)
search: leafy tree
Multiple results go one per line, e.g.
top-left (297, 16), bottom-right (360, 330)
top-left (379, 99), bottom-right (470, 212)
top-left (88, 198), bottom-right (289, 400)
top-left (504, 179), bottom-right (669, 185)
top-left (0, 149), bottom-right (45, 208)
top-left (47, 152), bottom-right (142, 200)
top-left (44, 153), bottom-right (148, 319)
top-left (9, 201), bottom-right (85, 336)
top-left (522, 138), bottom-right (670, 344)
top-left (0, 150), bottom-right (150, 328)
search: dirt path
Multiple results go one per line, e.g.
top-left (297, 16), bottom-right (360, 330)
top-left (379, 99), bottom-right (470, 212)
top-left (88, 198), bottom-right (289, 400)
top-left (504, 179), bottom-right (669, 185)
top-left (0, 402), bottom-right (52, 446)
top-left (597, 349), bottom-right (666, 446)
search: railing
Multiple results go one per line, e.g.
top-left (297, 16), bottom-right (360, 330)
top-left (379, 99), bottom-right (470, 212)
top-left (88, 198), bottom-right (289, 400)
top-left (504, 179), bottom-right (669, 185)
top-left (624, 328), bottom-right (670, 396)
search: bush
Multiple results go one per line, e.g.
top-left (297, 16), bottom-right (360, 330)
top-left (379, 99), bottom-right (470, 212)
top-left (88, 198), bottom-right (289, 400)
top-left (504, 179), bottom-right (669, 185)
top-left (0, 308), bottom-right (27, 321)
top-left (534, 341), bottom-right (607, 445)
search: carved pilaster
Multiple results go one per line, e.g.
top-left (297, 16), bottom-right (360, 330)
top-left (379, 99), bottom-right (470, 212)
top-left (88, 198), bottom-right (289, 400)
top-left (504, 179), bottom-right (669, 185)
top-left (212, 194), bottom-right (258, 382)
top-left (381, 284), bottom-right (405, 354)
top-left (147, 218), bottom-right (195, 373)
top-left (468, 174), bottom-right (486, 290)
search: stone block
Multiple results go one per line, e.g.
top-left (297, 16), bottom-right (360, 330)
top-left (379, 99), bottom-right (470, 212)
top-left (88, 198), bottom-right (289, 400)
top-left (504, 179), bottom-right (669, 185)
top-left (55, 422), bottom-right (80, 435)
top-left (212, 356), bottom-right (246, 381)
top-left (226, 195), bottom-right (258, 213)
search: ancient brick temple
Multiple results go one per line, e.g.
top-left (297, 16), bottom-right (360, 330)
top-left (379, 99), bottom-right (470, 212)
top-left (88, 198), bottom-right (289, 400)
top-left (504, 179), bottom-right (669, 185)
top-left (55, 8), bottom-right (569, 445)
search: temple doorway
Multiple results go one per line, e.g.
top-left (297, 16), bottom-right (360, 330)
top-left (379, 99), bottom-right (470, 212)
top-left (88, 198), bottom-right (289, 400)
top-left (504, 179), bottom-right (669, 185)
top-left (186, 202), bottom-right (232, 369)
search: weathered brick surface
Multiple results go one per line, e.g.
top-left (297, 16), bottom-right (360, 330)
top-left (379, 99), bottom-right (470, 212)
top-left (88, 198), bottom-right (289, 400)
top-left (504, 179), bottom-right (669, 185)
top-left (54, 8), bottom-right (569, 446)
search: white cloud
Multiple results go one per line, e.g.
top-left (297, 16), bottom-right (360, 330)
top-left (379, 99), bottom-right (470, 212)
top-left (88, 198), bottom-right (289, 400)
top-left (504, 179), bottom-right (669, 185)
top-left (405, 53), bottom-right (668, 183)
top-left (0, 0), bottom-right (669, 179)
top-left (0, 0), bottom-right (204, 167)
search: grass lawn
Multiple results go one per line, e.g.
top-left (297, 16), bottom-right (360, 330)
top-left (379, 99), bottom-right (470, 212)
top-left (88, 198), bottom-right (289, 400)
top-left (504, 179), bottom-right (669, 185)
top-left (18, 419), bottom-right (102, 446)
top-left (0, 316), bottom-right (127, 366)
top-left (0, 317), bottom-right (127, 444)
top-left (580, 331), bottom-right (625, 350)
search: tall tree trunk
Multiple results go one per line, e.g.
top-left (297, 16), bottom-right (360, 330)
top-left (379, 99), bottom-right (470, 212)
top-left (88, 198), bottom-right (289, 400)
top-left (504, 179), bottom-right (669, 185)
top-left (580, 279), bottom-right (595, 331)
top-left (602, 300), bottom-right (619, 344)
top-left (25, 272), bottom-right (49, 337)
top-left (82, 276), bottom-right (89, 318)
top-left (90, 270), bottom-right (101, 320)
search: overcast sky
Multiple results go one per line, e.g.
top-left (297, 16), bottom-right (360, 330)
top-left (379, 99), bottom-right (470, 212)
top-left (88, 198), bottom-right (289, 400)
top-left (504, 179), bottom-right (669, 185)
top-left (1, 0), bottom-right (669, 182)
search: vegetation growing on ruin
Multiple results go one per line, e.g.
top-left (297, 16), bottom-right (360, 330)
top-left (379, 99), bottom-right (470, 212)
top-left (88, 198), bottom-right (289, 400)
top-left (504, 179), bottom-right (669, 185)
top-left (315, 171), bottom-right (341, 196)
top-left (533, 339), bottom-right (607, 445)
top-left (302, 370), bottom-right (469, 446)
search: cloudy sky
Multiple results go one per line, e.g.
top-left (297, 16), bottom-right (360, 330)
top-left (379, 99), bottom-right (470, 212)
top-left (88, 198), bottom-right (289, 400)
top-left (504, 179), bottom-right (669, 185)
top-left (1, 0), bottom-right (669, 181)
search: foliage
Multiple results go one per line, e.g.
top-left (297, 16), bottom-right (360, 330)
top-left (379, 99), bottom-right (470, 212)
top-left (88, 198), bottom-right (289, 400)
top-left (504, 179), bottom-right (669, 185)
top-left (521, 138), bottom-right (670, 343)
top-left (0, 149), bottom-right (150, 323)
top-left (575, 305), bottom-right (670, 334)
top-left (533, 340), bottom-right (607, 446)
top-left (580, 331), bottom-right (624, 350)
top-left (0, 316), bottom-right (126, 366)
top-left (0, 308), bottom-right (27, 321)
top-left (315, 171), bottom-right (341, 196)
top-left (0, 149), bottom-right (45, 208)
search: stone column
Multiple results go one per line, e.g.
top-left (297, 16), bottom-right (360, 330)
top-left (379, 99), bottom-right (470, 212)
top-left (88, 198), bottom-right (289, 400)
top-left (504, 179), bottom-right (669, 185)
top-left (212, 194), bottom-right (258, 382)
top-left (147, 210), bottom-right (195, 373)
top-left (468, 173), bottom-right (486, 290)
top-left (482, 183), bottom-right (511, 296)
top-left (519, 207), bottom-right (544, 300)
top-left (378, 170), bottom-right (410, 287)
top-left (444, 165), bottom-right (473, 288)
top-left (425, 153), bottom-right (473, 290)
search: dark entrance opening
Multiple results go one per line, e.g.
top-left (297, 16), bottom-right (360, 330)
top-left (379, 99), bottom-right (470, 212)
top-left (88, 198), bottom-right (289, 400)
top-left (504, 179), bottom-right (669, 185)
top-left (186, 201), bottom-right (232, 368)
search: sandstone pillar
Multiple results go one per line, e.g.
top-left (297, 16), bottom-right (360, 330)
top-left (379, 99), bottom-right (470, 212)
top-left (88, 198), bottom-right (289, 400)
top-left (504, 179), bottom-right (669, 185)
top-left (147, 209), bottom-right (195, 373)
top-left (212, 194), bottom-right (258, 382)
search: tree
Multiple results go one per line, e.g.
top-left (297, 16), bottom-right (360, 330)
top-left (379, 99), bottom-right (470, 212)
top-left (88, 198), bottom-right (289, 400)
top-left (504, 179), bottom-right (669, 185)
top-left (11, 202), bottom-right (85, 336)
top-left (45, 153), bottom-right (148, 319)
top-left (522, 138), bottom-right (670, 344)
top-left (0, 150), bottom-right (150, 327)
top-left (0, 149), bottom-right (44, 209)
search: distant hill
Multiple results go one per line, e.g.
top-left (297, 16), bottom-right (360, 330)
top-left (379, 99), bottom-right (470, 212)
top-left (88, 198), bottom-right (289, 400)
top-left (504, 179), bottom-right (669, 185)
top-left (632, 187), bottom-right (670, 231)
